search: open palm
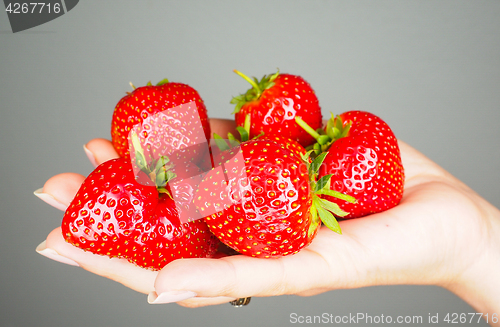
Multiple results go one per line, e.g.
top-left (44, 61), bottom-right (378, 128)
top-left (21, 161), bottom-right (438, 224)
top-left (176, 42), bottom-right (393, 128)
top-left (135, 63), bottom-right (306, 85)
top-left (36, 119), bottom-right (500, 320)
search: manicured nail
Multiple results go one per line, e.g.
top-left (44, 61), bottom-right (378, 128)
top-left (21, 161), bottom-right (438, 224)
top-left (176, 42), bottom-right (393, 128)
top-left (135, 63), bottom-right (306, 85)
top-left (36, 240), bottom-right (79, 267)
top-left (34, 188), bottom-right (68, 211)
top-left (83, 144), bottom-right (98, 167)
top-left (147, 290), bottom-right (197, 304)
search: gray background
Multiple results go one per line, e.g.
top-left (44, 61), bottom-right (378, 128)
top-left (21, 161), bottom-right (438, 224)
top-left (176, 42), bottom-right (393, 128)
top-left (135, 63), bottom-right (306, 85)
top-left (1, 1), bottom-right (499, 326)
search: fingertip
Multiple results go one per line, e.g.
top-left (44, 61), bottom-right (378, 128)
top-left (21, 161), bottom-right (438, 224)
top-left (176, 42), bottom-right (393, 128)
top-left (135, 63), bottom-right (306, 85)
top-left (34, 188), bottom-right (68, 211)
top-left (147, 290), bottom-right (197, 304)
top-left (36, 239), bottom-right (80, 267)
top-left (85, 138), bottom-right (119, 165)
top-left (45, 227), bottom-right (157, 294)
top-left (83, 144), bottom-right (98, 168)
top-left (36, 173), bottom-right (85, 209)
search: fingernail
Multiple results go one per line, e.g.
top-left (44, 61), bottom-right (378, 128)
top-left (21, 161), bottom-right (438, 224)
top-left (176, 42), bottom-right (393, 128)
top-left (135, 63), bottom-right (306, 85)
top-left (34, 188), bottom-right (68, 211)
top-left (83, 144), bottom-right (98, 167)
top-left (147, 290), bottom-right (197, 304)
top-left (36, 240), bottom-right (79, 267)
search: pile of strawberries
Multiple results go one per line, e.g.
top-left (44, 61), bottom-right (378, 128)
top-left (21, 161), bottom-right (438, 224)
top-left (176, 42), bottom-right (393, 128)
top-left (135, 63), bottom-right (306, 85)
top-left (61, 71), bottom-right (404, 270)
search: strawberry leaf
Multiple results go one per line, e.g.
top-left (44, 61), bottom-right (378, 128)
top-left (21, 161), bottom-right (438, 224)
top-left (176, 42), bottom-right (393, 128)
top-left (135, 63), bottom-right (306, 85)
top-left (335, 115), bottom-right (343, 132)
top-left (315, 174), bottom-right (333, 192)
top-left (317, 197), bottom-right (349, 217)
top-left (308, 202), bottom-right (321, 238)
top-left (156, 171), bottom-right (166, 187)
top-left (340, 122), bottom-right (351, 138)
top-left (156, 78), bottom-right (169, 86)
top-left (268, 70), bottom-right (280, 84)
top-left (229, 139), bottom-right (240, 147)
top-left (317, 135), bottom-right (331, 145)
top-left (326, 113), bottom-right (336, 139)
top-left (313, 143), bottom-right (321, 155)
top-left (313, 197), bottom-right (342, 234)
top-left (231, 70), bottom-right (281, 114)
top-left (154, 156), bottom-right (171, 172)
top-left (230, 95), bottom-right (246, 114)
top-left (157, 187), bottom-right (173, 199)
top-left (316, 188), bottom-right (357, 203)
top-left (227, 133), bottom-right (241, 147)
top-left (310, 152), bottom-right (328, 175)
top-left (130, 131), bottom-right (149, 172)
top-left (317, 207), bottom-right (342, 234)
top-left (236, 126), bottom-right (249, 143)
top-left (213, 133), bottom-right (231, 151)
top-left (301, 150), bottom-right (314, 165)
top-left (166, 170), bottom-right (176, 182)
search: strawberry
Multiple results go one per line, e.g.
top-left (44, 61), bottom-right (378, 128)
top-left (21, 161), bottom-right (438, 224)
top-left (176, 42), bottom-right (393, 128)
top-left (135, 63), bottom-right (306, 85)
top-left (61, 150), bottom-right (218, 270)
top-left (111, 79), bottom-right (211, 163)
top-left (194, 139), bottom-right (355, 258)
top-left (296, 111), bottom-right (405, 218)
top-left (231, 70), bottom-right (322, 147)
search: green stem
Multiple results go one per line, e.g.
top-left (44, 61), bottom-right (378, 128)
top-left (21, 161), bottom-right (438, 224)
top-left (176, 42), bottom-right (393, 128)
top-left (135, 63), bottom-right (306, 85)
top-left (233, 70), bottom-right (261, 96)
top-left (244, 114), bottom-right (251, 134)
top-left (156, 78), bottom-right (169, 86)
top-left (295, 117), bottom-right (321, 140)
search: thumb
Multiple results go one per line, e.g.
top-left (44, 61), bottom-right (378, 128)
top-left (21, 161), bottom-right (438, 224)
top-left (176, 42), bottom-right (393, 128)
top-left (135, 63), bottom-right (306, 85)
top-left (149, 248), bottom-right (334, 307)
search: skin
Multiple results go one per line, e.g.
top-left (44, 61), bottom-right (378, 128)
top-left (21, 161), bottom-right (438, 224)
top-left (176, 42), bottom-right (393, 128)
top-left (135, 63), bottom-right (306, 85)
top-left (37, 119), bottom-right (500, 325)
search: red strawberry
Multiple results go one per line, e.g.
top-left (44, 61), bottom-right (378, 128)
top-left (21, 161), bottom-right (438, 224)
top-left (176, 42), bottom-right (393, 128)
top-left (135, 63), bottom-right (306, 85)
top-left (296, 111), bottom-right (405, 218)
top-left (61, 156), bottom-right (218, 271)
top-left (194, 139), bottom-right (355, 258)
top-left (231, 70), bottom-right (322, 147)
top-left (111, 79), bottom-right (211, 163)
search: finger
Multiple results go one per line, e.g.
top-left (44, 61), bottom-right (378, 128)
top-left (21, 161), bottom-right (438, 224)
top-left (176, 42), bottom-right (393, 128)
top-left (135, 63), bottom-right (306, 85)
top-left (208, 118), bottom-right (237, 138)
top-left (39, 227), bottom-right (157, 294)
top-left (34, 173), bottom-right (85, 210)
top-left (84, 138), bottom-right (119, 166)
top-left (176, 296), bottom-right (237, 308)
top-left (152, 249), bottom-right (333, 304)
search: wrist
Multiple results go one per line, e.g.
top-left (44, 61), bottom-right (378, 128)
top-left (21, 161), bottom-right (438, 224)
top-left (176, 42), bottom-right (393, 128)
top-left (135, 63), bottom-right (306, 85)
top-left (445, 203), bottom-right (500, 323)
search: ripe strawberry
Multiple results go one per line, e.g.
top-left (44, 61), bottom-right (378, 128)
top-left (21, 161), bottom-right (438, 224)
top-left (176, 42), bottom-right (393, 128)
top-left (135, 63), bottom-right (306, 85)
top-left (111, 79), bottom-right (211, 163)
top-left (194, 139), bottom-right (355, 258)
top-left (231, 70), bottom-right (322, 147)
top-left (296, 111), bottom-right (405, 218)
top-left (61, 156), bottom-right (218, 271)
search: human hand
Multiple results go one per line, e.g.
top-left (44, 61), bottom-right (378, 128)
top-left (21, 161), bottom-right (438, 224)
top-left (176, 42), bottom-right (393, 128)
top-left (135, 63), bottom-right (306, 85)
top-left (35, 119), bottom-right (500, 323)
top-left (35, 119), bottom-right (240, 295)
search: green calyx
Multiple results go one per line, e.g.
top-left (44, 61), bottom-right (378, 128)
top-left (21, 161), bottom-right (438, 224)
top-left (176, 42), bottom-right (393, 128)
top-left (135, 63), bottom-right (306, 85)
top-left (130, 78), bottom-right (170, 90)
top-left (146, 78), bottom-right (170, 86)
top-left (155, 78), bottom-right (169, 86)
top-left (130, 130), bottom-right (177, 197)
top-left (230, 69), bottom-right (280, 114)
top-left (212, 115), bottom-right (263, 151)
top-left (301, 151), bottom-right (357, 235)
top-left (296, 113), bottom-right (351, 156)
